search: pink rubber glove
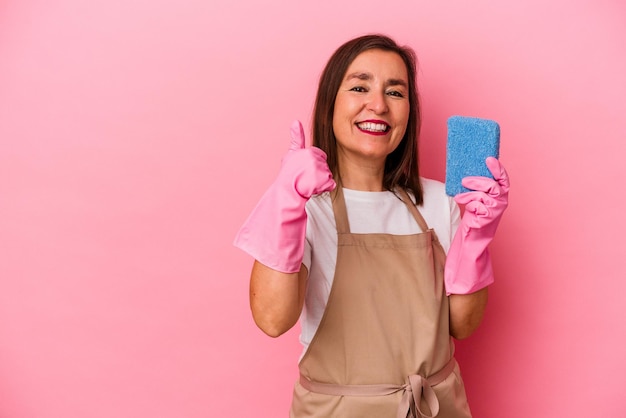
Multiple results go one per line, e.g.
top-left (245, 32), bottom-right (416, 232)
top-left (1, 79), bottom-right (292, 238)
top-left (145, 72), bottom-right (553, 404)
top-left (233, 120), bottom-right (336, 273)
top-left (444, 157), bottom-right (510, 295)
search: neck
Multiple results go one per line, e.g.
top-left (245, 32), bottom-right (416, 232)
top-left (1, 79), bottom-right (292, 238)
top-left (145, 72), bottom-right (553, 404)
top-left (337, 153), bottom-right (386, 191)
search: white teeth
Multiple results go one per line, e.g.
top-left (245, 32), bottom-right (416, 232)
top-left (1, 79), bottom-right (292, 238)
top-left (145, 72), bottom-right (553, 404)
top-left (358, 122), bottom-right (388, 132)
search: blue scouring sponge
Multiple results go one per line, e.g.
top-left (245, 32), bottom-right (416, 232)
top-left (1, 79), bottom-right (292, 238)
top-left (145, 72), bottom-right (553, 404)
top-left (445, 116), bottom-right (500, 196)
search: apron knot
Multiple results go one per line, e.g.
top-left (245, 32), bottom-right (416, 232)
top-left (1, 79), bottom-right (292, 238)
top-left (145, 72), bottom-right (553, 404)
top-left (398, 374), bottom-right (439, 418)
top-left (397, 357), bottom-right (457, 418)
top-left (298, 357), bottom-right (456, 417)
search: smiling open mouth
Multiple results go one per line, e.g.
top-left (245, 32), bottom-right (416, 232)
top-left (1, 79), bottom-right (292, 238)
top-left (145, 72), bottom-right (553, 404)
top-left (356, 122), bottom-right (390, 133)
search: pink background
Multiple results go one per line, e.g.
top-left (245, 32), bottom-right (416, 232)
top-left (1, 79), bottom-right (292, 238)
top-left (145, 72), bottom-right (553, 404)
top-left (1, 0), bottom-right (625, 416)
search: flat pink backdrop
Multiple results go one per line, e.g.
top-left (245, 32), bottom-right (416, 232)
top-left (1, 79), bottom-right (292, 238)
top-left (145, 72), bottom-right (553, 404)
top-left (1, 0), bottom-right (625, 416)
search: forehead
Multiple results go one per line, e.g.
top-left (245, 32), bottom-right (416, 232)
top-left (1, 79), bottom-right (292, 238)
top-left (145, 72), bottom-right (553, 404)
top-left (344, 49), bottom-right (408, 81)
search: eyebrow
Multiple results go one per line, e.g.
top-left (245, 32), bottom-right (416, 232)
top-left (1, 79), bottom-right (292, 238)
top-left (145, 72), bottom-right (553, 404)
top-left (345, 72), bottom-right (408, 88)
top-left (346, 72), bottom-right (372, 81)
top-left (386, 78), bottom-right (408, 88)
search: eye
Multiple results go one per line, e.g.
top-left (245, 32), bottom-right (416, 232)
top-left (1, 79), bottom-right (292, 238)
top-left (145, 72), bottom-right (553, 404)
top-left (386, 90), bottom-right (405, 98)
top-left (349, 86), bottom-right (367, 93)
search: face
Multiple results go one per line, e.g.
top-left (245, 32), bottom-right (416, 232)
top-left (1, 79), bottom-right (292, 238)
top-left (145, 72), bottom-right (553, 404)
top-left (332, 49), bottom-right (410, 166)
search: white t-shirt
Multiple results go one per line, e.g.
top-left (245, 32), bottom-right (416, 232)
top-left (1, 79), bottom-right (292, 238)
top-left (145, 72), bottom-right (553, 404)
top-left (300, 178), bottom-right (460, 356)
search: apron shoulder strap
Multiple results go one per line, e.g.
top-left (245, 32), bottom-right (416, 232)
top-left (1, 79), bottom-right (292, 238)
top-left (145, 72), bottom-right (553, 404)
top-left (396, 188), bottom-right (447, 261)
top-left (330, 187), bottom-right (350, 234)
top-left (332, 186), bottom-right (442, 239)
top-left (396, 188), bottom-right (430, 233)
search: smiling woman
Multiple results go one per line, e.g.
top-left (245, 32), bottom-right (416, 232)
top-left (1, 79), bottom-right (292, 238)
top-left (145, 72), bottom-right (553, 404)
top-left (312, 35), bottom-right (423, 201)
top-left (332, 49), bottom-right (410, 191)
top-left (233, 33), bottom-right (510, 418)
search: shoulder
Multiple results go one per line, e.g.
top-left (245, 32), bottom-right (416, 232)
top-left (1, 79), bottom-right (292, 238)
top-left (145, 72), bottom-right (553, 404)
top-left (419, 177), bottom-right (452, 208)
top-left (306, 191), bottom-right (332, 212)
top-left (305, 192), bottom-right (335, 228)
top-left (415, 177), bottom-right (457, 228)
top-left (420, 177), bottom-right (446, 196)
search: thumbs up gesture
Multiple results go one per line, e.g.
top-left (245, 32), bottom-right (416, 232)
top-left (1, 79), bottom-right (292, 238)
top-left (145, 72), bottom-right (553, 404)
top-left (284, 120), bottom-right (336, 198)
top-left (234, 120), bottom-right (335, 273)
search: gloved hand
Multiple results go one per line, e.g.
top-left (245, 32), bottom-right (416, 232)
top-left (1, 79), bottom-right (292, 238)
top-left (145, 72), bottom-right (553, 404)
top-left (444, 157), bottom-right (510, 295)
top-left (233, 120), bottom-right (336, 273)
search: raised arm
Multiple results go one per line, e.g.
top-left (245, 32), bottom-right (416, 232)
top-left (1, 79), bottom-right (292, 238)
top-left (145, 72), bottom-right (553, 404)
top-left (445, 157), bottom-right (510, 339)
top-left (233, 120), bottom-right (335, 336)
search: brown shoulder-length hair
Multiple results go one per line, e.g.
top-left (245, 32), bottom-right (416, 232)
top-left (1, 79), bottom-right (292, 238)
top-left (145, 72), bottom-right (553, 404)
top-left (312, 34), bottom-right (423, 204)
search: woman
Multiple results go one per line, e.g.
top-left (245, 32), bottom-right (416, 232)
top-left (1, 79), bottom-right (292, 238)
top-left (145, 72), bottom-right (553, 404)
top-left (234, 34), bottom-right (509, 417)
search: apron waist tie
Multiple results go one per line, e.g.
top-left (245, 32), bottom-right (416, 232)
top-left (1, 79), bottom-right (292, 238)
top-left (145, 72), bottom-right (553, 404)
top-left (299, 357), bottom-right (456, 418)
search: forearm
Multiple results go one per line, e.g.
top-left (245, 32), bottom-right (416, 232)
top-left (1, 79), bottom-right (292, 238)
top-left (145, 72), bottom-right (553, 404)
top-left (250, 260), bottom-right (308, 337)
top-left (448, 287), bottom-right (488, 340)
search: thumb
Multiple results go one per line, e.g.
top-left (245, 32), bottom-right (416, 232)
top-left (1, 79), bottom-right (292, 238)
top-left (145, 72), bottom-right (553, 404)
top-left (289, 120), bottom-right (306, 150)
top-left (485, 157), bottom-right (510, 192)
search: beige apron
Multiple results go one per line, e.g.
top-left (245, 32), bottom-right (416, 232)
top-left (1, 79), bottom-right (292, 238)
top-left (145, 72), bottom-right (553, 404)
top-left (290, 187), bottom-right (472, 418)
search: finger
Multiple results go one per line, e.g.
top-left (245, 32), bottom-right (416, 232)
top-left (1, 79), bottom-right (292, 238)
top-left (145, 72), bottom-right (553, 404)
top-left (454, 191), bottom-right (476, 206)
top-left (464, 200), bottom-right (488, 217)
top-left (309, 146), bottom-right (328, 160)
top-left (454, 190), bottom-right (494, 206)
top-left (486, 157), bottom-right (510, 190)
top-left (310, 149), bottom-right (335, 192)
top-left (321, 177), bottom-right (336, 193)
top-left (461, 176), bottom-right (499, 196)
top-left (289, 120), bottom-right (306, 151)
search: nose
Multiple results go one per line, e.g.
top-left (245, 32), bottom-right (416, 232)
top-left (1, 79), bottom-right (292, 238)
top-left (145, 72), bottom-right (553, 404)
top-left (366, 90), bottom-right (388, 114)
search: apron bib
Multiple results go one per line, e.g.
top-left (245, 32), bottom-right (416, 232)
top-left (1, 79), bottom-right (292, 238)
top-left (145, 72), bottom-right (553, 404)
top-left (290, 187), bottom-right (472, 418)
